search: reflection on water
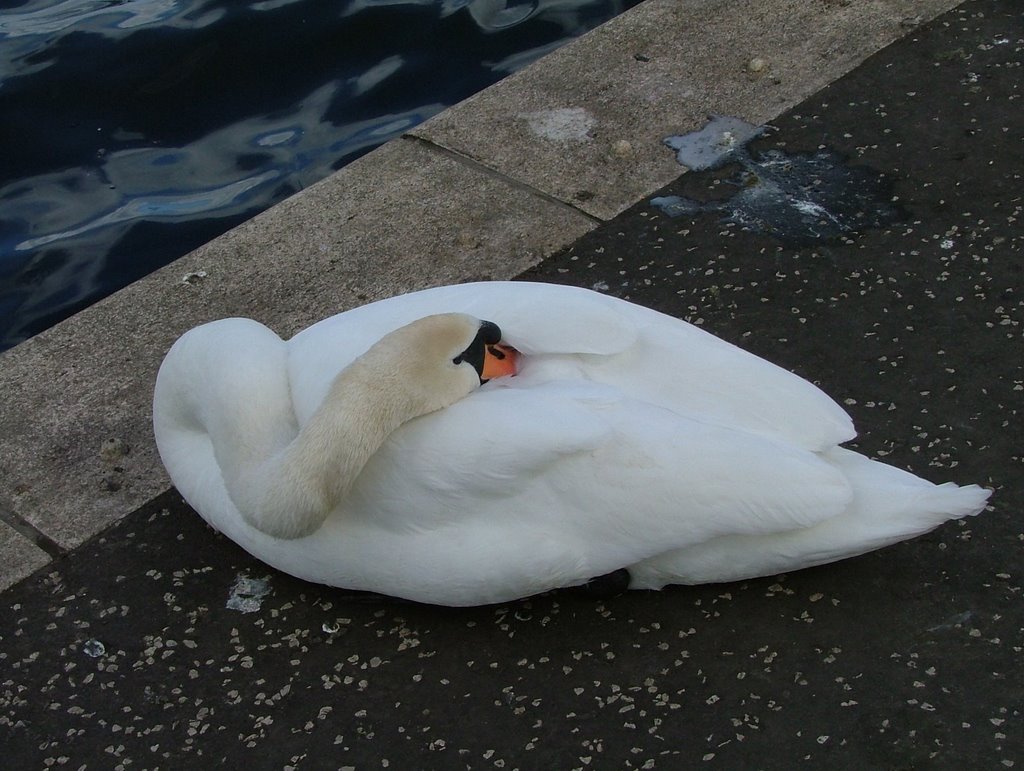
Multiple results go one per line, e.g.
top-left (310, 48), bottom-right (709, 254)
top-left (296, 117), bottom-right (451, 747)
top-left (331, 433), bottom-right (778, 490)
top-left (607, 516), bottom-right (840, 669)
top-left (0, 0), bottom-right (635, 350)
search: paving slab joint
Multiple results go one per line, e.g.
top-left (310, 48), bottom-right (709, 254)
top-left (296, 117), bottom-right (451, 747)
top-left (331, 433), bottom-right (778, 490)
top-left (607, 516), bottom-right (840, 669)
top-left (401, 134), bottom-right (605, 225)
top-left (0, 501), bottom-right (65, 559)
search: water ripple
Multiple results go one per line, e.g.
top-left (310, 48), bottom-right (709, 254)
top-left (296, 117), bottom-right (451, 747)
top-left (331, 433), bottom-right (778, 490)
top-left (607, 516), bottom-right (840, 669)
top-left (16, 172), bottom-right (281, 251)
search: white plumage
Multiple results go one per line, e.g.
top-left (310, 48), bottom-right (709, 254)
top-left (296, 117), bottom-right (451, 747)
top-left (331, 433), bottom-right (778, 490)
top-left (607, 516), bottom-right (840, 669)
top-left (153, 282), bottom-right (989, 606)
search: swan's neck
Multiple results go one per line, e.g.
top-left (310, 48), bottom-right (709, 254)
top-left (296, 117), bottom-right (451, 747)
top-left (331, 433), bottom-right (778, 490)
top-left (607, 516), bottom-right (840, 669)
top-left (234, 357), bottom-right (413, 540)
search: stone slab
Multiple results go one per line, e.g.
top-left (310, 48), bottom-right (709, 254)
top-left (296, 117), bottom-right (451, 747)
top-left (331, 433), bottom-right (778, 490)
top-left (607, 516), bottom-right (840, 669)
top-left (412, 0), bottom-right (962, 220)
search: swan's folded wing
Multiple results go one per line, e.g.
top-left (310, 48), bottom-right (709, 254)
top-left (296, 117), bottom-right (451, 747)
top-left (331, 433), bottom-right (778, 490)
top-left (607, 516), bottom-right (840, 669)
top-left (343, 382), bottom-right (614, 531)
top-left (415, 282), bottom-right (857, 452)
top-left (344, 382), bottom-right (854, 584)
top-left (474, 282), bottom-right (639, 355)
top-left (478, 283), bottom-right (857, 452)
top-left (581, 321), bottom-right (857, 452)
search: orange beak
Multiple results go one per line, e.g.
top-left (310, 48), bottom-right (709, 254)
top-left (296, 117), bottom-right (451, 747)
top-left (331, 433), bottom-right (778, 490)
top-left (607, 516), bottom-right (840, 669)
top-left (481, 343), bottom-right (520, 381)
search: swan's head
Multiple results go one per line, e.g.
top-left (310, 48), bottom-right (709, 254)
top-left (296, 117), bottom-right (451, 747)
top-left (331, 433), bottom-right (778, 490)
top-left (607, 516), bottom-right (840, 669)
top-left (451, 318), bottom-right (520, 384)
top-left (363, 313), bottom-right (519, 415)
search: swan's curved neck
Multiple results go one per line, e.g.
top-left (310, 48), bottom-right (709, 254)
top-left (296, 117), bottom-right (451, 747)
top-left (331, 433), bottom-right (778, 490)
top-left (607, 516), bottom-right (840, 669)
top-left (232, 357), bottom-right (411, 540)
top-left (193, 313), bottom-right (483, 539)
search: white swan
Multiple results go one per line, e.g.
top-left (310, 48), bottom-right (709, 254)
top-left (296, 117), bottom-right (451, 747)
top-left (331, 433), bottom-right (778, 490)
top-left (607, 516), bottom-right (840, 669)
top-left (153, 281), bottom-right (990, 606)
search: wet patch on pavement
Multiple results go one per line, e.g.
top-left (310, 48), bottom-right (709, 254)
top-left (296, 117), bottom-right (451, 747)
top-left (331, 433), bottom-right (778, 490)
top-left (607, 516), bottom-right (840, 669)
top-left (651, 132), bottom-right (904, 244)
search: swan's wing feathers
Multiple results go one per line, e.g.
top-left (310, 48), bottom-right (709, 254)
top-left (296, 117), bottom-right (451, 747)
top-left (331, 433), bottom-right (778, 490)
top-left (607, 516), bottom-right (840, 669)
top-left (289, 280), bottom-right (852, 452)
top-left (459, 283), bottom-right (857, 451)
top-left (348, 384), bottom-right (613, 530)
top-left (561, 310), bottom-right (856, 451)
top-left (547, 400), bottom-right (856, 565)
top-left (483, 283), bottom-right (639, 355)
top-left (366, 280), bottom-right (642, 355)
top-left (351, 382), bottom-right (853, 589)
top-left (414, 282), bottom-right (856, 451)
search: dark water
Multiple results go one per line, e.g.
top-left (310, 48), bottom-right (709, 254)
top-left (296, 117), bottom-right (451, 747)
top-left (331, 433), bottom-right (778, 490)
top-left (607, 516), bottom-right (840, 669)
top-left (0, 0), bottom-right (636, 351)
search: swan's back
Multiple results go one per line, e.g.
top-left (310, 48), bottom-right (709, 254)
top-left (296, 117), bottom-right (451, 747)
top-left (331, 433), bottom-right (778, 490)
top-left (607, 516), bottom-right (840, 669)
top-left (288, 282), bottom-right (856, 450)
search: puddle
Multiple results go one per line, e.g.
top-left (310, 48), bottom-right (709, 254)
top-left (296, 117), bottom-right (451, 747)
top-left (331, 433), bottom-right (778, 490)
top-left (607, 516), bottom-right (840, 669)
top-left (652, 116), bottom-right (901, 243)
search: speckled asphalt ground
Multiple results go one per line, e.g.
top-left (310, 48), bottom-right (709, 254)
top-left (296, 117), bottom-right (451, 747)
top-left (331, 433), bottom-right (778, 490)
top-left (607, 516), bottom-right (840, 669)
top-left (3, 2), bottom-right (1021, 768)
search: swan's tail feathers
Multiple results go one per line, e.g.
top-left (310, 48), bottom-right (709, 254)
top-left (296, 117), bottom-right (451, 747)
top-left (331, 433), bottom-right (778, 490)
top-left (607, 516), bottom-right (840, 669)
top-left (824, 446), bottom-right (990, 532)
top-left (628, 447), bottom-right (991, 589)
top-left (904, 481), bottom-right (991, 524)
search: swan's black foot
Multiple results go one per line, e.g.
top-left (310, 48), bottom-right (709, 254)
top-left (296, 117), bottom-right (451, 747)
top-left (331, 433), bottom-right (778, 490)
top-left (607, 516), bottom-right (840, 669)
top-left (573, 568), bottom-right (632, 599)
